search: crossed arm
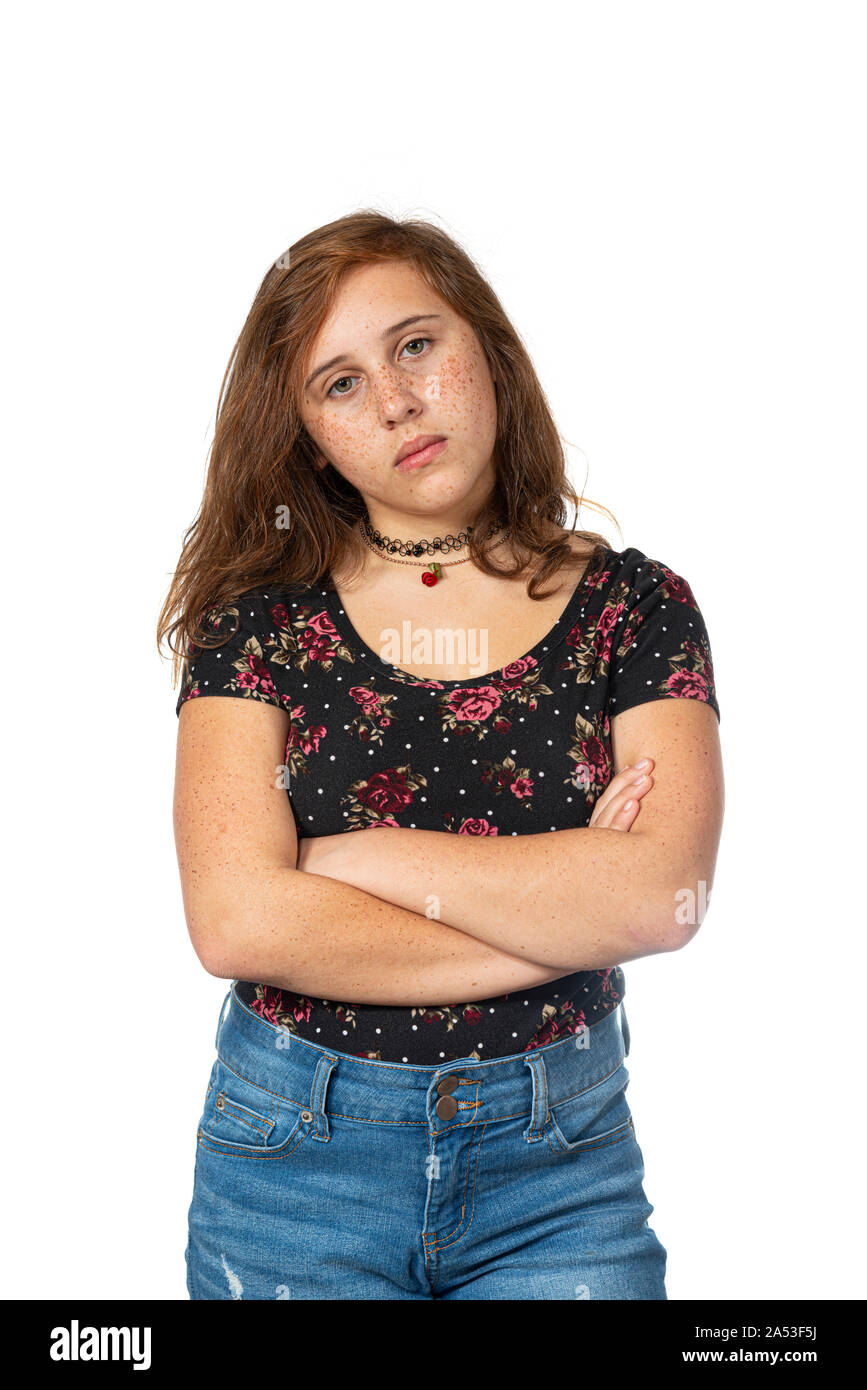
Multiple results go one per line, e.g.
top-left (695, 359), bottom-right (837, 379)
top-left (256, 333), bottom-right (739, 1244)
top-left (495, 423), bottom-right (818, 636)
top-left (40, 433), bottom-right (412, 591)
top-left (174, 695), bottom-right (723, 1005)
top-left (298, 698), bottom-right (722, 965)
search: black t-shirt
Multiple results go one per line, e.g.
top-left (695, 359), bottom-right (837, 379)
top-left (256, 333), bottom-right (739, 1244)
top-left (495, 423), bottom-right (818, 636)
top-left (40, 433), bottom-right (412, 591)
top-left (175, 545), bottom-right (720, 1063)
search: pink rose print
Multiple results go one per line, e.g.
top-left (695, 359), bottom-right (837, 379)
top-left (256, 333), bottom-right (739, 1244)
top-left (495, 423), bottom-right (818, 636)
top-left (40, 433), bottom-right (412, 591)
top-left (659, 567), bottom-right (696, 605)
top-left (510, 778), bottom-right (533, 799)
top-left (457, 819), bottom-right (499, 835)
top-left (593, 599), bottom-right (628, 666)
top-left (570, 735), bottom-right (609, 792)
top-left (666, 669), bottom-right (710, 701)
top-left (252, 985), bottom-right (282, 1025)
top-left (292, 996), bottom-right (313, 1024)
top-left (290, 723), bottom-right (327, 755)
top-left (235, 653), bottom-right (278, 698)
top-left (447, 686), bottom-right (502, 722)
top-left (305, 610), bottom-right (340, 639)
top-left (296, 610), bottom-right (342, 663)
top-left (299, 630), bottom-right (336, 662)
top-left (500, 656), bottom-right (538, 684)
top-left (349, 686), bottom-right (382, 713)
top-left (251, 985), bottom-right (312, 1028)
top-left (357, 769), bottom-right (415, 816)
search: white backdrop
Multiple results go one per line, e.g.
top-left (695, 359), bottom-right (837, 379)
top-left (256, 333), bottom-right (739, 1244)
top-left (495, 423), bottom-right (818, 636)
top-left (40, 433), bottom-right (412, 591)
top-left (2, 0), bottom-right (863, 1300)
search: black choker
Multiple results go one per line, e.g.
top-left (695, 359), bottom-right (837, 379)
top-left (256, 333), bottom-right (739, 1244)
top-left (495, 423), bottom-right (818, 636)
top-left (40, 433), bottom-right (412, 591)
top-left (358, 513), bottom-right (509, 586)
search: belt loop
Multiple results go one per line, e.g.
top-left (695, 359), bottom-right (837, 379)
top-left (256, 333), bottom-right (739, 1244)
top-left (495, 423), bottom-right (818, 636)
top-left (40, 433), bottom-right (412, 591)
top-left (522, 1052), bottom-right (549, 1143)
top-left (619, 1002), bottom-right (631, 1058)
top-left (215, 988), bottom-right (232, 1049)
top-left (307, 1052), bottom-right (339, 1141)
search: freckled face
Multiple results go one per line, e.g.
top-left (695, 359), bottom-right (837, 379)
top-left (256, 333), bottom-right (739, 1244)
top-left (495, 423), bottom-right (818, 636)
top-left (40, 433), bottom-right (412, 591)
top-left (297, 260), bottom-right (498, 517)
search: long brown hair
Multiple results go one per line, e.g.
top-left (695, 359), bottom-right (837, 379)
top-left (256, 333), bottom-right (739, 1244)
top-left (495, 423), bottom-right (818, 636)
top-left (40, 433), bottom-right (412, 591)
top-left (158, 209), bottom-right (618, 684)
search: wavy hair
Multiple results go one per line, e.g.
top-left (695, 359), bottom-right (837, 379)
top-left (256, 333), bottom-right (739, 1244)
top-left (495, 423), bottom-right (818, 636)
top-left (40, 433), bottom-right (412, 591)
top-left (157, 209), bottom-right (618, 683)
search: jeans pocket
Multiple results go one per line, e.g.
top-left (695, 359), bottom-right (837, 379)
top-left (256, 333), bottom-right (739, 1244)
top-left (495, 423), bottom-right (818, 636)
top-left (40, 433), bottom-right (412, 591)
top-left (546, 1061), bottom-right (635, 1155)
top-left (197, 1057), bottom-right (310, 1161)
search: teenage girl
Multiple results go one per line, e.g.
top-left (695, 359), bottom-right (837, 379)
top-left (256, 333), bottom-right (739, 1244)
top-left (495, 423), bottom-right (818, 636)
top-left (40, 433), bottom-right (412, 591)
top-left (162, 210), bottom-right (724, 1301)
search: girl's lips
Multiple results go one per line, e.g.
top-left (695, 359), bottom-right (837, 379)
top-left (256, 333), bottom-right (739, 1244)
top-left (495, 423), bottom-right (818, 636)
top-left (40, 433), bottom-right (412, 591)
top-left (394, 438), bottom-right (448, 472)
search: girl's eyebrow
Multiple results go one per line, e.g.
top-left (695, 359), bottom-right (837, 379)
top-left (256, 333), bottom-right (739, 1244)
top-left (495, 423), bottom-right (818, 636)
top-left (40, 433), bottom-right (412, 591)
top-left (304, 314), bottom-right (443, 391)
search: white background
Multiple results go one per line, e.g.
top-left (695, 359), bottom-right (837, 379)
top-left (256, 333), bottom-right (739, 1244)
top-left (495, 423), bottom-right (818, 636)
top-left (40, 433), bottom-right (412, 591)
top-left (2, 0), bottom-right (864, 1300)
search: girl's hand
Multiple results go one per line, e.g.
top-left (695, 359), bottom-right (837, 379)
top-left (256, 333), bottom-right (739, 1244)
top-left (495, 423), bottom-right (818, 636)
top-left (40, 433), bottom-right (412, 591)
top-left (296, 830), bottom-right (362, 879)
top-left (588, 758), bottom-right (655, 831)
top-left (296, 825), bottom-right (405, 899)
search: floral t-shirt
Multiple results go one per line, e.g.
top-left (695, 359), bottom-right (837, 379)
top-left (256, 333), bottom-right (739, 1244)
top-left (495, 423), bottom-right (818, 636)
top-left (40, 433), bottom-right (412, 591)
top-left (175, 544), bottom-right (720, 1064)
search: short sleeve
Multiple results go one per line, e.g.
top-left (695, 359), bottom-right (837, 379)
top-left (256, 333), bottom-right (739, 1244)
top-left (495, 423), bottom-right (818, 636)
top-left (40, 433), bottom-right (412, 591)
top-left (608, 552), bottom-right (720, 724)
top-left (175, 589), bottom-right (286, 717)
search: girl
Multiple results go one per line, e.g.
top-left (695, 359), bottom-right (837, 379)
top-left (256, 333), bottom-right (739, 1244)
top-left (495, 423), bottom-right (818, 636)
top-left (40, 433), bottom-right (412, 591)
top-left (162, 210), bottom-right (724, 1300)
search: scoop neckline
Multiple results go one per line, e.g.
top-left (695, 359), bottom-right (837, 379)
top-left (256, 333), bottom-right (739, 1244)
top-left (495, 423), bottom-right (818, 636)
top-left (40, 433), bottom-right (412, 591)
top-left (317, 546), bottom-right (614, 689)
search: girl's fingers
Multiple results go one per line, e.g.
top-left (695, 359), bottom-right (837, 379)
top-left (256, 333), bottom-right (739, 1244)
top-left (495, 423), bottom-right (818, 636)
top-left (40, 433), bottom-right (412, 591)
top-left (590, 797), bottom-right (640, 831)
top-left (590, 759), bottom-right (654, 820)
top-left (590, 770), bottom-right (654, 827)
top-left (589, 767), bottom-right (654, 830)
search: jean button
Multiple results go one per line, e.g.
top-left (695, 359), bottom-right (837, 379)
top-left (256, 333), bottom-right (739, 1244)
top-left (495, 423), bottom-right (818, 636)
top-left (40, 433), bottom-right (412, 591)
top-left (437, 1076), bottom-right (458, 1096)
top-left (435, 1095), bottom-right (458, 1120)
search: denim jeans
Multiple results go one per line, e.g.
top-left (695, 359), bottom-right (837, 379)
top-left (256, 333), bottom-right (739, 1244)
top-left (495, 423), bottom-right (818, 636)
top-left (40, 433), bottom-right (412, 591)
top-left (185, 982), bottom-right (667, 1300)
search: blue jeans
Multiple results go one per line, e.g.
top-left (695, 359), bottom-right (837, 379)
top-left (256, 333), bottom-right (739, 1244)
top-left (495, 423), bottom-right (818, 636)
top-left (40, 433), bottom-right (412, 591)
top-left (185, 983), bottom-right (667, 1300)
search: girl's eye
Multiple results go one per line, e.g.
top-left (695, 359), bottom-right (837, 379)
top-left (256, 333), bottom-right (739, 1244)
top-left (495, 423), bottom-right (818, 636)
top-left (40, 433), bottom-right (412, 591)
top-left (401, 336), bottom-right (431, 358)
top-left (327, 375), bottom-right (356, 398)
top-left (325, 338), bottom-right (433, 398)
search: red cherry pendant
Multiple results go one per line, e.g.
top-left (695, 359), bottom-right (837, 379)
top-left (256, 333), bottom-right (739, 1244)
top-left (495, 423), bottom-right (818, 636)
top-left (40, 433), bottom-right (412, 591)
top-left (422, 562), bottom-right (442, 586)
